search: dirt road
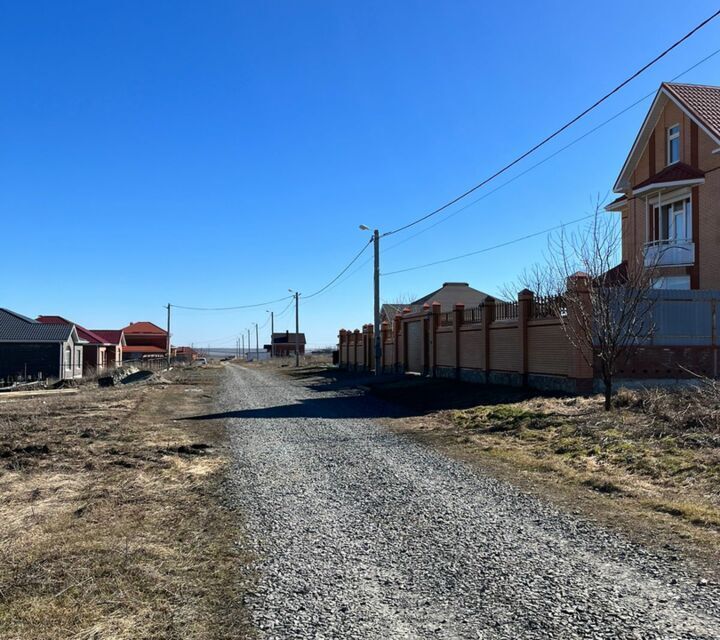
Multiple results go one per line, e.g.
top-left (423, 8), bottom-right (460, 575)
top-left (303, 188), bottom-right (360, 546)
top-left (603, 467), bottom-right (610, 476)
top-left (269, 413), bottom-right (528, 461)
top-left (202, 365), bottom-right (720, 639)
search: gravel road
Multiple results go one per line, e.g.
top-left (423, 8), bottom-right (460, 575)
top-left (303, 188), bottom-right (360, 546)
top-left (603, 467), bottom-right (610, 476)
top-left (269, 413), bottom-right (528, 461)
top-left (213, 365), bottom-right (720, 639)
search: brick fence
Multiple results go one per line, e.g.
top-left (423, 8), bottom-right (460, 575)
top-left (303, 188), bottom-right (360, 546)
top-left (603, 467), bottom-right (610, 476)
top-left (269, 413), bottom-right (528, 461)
top-left (339, 287), bottom-right (594, 393)
top-left (338, 287), bottom-right (720, 391)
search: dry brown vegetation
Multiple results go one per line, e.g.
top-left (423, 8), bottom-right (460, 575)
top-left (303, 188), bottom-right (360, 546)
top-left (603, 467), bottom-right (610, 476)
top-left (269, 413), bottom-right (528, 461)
top-left (0, 365), bottom-right (252, 640)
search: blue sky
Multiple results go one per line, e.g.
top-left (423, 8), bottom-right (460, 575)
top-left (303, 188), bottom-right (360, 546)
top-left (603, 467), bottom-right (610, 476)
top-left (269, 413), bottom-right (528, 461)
top-left (2, 1), bottom-right (719, 348)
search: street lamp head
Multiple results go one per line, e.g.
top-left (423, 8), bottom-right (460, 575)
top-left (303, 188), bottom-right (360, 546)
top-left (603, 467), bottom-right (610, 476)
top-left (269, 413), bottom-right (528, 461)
top-left (359, 224), bottom-right (370, 231)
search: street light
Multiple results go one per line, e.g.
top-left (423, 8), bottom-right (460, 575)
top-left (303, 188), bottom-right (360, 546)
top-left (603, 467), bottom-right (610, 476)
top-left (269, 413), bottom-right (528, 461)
top-left (288, 289), bottom-right (301, 367)
top-left (360, 225), bottom-right (381, 376)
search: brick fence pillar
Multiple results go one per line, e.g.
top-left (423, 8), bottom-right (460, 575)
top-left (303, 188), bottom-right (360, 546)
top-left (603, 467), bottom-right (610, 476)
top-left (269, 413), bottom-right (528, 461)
top-left (430, 302), bottom-right (441, 377)
top-left (380, 321), bottom-right (389, 373)
top-left (483, 296), bottom-right (495, 376)
top-left (393, 314), bottom-right (402, 373)
top-left (339, 329), bottom-right (346, 368)
top-left (518, 289), bottom-right (534, 387)
top-left (353, 329), bottom-right (360, 371)
top-left (421, 303), bottom-right (431, 376)
top-left (566, 275), bottom-right (594, 391)
top-left (366, 324), bottom-right (374, 373)
top-left (453, 303), bottom-right (464, 379)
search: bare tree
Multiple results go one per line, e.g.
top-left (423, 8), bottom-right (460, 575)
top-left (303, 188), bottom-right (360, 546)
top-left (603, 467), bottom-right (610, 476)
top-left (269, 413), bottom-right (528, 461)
top-left (541, 201), bottom-right (658, 410)
top-left (499, 263), bottom-right (555, 302)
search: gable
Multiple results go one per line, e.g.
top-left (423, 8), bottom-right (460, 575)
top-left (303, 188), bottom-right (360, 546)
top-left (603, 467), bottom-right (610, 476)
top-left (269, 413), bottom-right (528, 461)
top-left (614, 83), bottom-right (720, 193)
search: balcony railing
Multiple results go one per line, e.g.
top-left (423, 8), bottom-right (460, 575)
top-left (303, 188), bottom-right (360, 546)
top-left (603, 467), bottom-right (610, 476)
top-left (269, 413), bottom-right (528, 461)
top-left (644, 240), bottom-right (695, 267)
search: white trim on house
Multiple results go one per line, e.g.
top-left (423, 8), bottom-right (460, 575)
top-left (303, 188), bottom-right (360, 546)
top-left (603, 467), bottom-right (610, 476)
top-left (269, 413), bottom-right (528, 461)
top-left (632, 178), bottom-right (704, 197)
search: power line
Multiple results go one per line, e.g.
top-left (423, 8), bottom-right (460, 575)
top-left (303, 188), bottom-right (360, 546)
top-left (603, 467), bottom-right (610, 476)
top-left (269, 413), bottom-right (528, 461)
top-left (171, 295), bottom-right (293, 312)
top-left (382, 214), bottom-right (595, 276)
top-left (302, 239), bottom-right (373, 299)
top-left (382, 9), bottom-right (720, 238)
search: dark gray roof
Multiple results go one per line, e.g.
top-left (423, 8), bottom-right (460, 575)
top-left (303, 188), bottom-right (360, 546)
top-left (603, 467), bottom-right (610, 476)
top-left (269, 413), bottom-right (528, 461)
top-left (0, 308), bottom-right (75, 342)
top-left (381, 283), bottom-right (490, 320)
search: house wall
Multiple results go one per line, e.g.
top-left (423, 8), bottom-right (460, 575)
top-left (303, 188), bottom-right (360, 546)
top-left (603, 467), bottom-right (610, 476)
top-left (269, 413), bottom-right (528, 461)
top-left (619, 96), bottom-right (720, 288)
top-left (0, 343), bottom-right (61, 382)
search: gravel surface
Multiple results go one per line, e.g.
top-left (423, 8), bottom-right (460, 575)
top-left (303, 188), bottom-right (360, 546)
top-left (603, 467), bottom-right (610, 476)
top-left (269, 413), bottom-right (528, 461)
top-left (216, 365), bottom-right (720, 639)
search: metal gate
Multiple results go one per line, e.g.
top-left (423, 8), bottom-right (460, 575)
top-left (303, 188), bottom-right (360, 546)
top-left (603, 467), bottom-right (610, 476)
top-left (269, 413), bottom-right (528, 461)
top-left (405, 320), bottom-right (423, 373)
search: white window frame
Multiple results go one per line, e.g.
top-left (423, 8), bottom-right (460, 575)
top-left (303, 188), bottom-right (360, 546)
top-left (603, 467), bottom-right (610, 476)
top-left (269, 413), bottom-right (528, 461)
top-left (667, 123), bottom-right (680, 165)
top-left (647, 191), bottom-right (692, 244)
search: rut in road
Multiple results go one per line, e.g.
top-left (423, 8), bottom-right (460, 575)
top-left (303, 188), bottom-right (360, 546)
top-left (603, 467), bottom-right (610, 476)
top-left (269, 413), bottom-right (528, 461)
top-left (201, 365), bottom-right (720, 639)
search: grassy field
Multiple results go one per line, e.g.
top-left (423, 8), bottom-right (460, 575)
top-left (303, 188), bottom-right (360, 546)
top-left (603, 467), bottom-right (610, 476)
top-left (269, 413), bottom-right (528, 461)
top-left (0, 365), bottom-right (252, 640)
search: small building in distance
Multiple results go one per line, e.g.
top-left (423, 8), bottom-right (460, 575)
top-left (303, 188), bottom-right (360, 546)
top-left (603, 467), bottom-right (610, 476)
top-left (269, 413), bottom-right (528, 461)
top-left (266, 331), bottom-right (306, 357)
top-left (0, 308), bottom-right (84, 383)
top-left (174, 346), bottom-right (199, 363)
top-left (121, 321), bottom-right (168, 362)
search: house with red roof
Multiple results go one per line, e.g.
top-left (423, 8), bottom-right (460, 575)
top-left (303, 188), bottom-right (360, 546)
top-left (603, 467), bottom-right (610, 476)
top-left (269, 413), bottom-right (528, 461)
top-left (37, 316), bottom-right (125, 374)
top-left (605, 82), bottom-right (720, 289)
top-left (121, 321), bottom-right (168, 362)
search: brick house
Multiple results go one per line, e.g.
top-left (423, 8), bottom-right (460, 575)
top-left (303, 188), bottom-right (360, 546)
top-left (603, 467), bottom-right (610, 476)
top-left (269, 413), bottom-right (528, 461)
top-left (268, 331), bottom-right (306, 356)
top-left (121, 321), bottom-right (168, 361)
top-left (605, 82), bottom-right (720, 289)
top-left (91, 330), bottom-right (126, 368)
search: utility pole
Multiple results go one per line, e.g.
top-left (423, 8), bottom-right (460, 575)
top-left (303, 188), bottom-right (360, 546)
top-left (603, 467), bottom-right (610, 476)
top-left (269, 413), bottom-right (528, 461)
top-left (166, 303), bottom-right (171, 370)
top-left (247, 329), bottom-right (251, 361)
top-left (373, 229), bottom-right (381, 376)
top-left (268, 310), bottom-right (274, 358)
top-left (255, 324), bottom-right (260, 361)
top-left (241, 334), bottom-right (245, 359)
top-left (294, 291), bottom-right (300, 367)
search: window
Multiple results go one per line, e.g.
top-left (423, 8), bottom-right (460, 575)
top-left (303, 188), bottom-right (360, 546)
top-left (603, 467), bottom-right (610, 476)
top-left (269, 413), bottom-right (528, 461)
top-left (652, 197), bottom-right (691, 243)
top-left (652, 275), bottom-right (690, 290)
top-left (667, 124), bottom-right (680, 165)
top-left (65, 346), bottom-right (72, 370)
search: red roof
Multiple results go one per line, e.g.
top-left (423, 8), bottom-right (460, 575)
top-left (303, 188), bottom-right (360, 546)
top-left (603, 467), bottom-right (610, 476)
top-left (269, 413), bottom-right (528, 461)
top-left (92, 329), bottom-right (124, 345)
top-left (37, 315), bottom-right (108, 345)
top-left (663, 82), bottom-right (720, 142)
top-left (122, 321), bottom-right (167, 335)
top-left (123, 345), bottom-right (167, 353)
top-left (633, 162), bottom-right (705, 191)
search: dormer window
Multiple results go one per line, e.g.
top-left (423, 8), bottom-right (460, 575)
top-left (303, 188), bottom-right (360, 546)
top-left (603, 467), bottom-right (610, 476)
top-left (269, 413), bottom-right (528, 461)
top-left (667, 124), bottom-right (680, 165)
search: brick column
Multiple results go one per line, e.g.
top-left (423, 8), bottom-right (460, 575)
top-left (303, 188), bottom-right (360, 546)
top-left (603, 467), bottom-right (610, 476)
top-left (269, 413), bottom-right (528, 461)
top-left (421, 303), bottom-right (431, 376)
top-left (393, 314), bottom-right (402, 373)
top-left (366, 324), bottom-right (374, 373)
top-left (483, 296), bottom-right (495, 375)
top-left (353, 329), bottom-right (360, 371)
top-left (339, 329), bottom-right (347, 368)
top-left (453, 303), bottom-right (464, 379)
top-left (380, 321), bottom-right (389, 373)
top-left (566, 276), bottom-right (594, 391)
top-left (430, 302), bottom-right (441, 377)
top-left (518, 289), bottom-right (534, 387)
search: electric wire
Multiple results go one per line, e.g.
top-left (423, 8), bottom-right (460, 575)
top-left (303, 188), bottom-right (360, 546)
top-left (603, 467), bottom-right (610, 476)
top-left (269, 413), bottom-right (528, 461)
top-left (302, 238), bottom-right (373, 299)
top-left (381, 9), bottom-right (720, 238)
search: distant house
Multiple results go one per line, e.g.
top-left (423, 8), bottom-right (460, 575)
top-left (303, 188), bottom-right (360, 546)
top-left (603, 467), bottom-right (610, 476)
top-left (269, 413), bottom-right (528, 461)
top-left (174, 346), bottom-right (198, 363)
top-left (266, 331), bottom-right (306, 356)
top-left (381, 282), bottom-right (490, 322)
top-left (0, 308), bottom-right (83, 383)
top-left (91, 330), bottom-right (126, 368)
top-left (121, 321), bottom-right (168, 361)
top-left (37, 316), bottom-right (125, 374)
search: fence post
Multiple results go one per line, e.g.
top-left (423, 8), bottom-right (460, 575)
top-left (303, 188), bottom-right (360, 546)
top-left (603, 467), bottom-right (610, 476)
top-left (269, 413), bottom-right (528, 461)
top-left (421, 303), bottom-right (431, 376)
top-left (353, 329), bottom-right (360, 371)
top-left (483, 296), bottom-right (495, 380)
top-left (366, 324), bottom-right (374, 373)
top-left (339, 329), bottom-right (346, 368)
top-left (454, 303), bottom-right (464, 379)
top-left (518, 289), bottom-right (533, 388)
top-left (380, 321), bottom-right (389, 373)
top-left (431, 302), bottom-right (441, 377)
top-left (566, 276), bottom-right (594, 391)
top-left (393, 314), bottom-right (402, 373)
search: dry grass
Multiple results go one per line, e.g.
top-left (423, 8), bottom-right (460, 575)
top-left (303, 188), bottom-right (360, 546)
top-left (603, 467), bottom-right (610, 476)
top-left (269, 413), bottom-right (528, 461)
top-left (0, 366), bottom-right (252, 640)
